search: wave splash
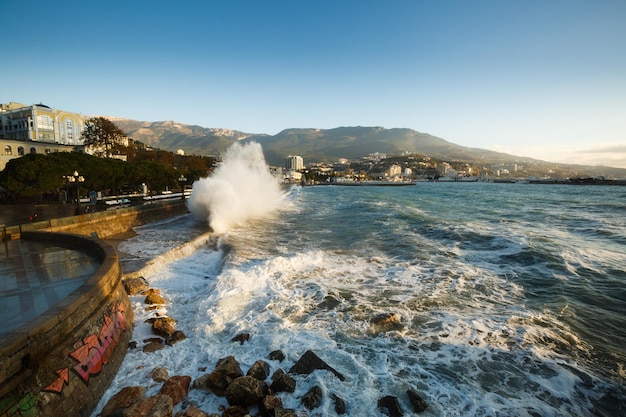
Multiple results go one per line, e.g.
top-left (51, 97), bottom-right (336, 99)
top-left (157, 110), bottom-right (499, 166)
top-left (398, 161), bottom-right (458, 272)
top-left (186, 142), bottom-right (285, 234)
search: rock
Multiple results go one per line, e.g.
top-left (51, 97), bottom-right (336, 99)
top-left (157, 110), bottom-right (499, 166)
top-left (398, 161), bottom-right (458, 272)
top-left (301, 385), bottom-right (323, 410)
top-left (202, 356), bottom-right (244, 396)
top-left (152, 367), bottom-right (169, 382)
top-left (159, 375), bottom-right (191, 405)
top-left (259, 395), bottom-right (283, 417)
top-left (221, 405), bottom-right (249, 417)
top-left (274, 408), bottom-right (299, 417)
top-left (192, 374), bottom-right (211, 390)
top-left (407, 389), bottom-right (428, 412)
top-left (231, 332), bottom-right (250, 345)
top-left (176, 406), bottom-right (210, 417)
top-left (123, 394), bottom-right (173, 417)
top-left (152, 317), bottom-right (176, 338)
top-left (100, 386), bottom-right (146, 417)
top-left (331, 393), bottom-right (347, 414)
top-left (369, 312), bottom-right (403, 333)
top-left (144, 289), bottom-right (167, 305)
top-left (123, 277), bottom-right (149, 295)
top-left (166, 330), bottom-right (187, 345)
top-left (224, 376), bottom-right (268, 407)
top-left (247, 360), bottom-right (270, 381)
top-left (269, 350), bottom-right (285, 362)
top-left (216, 356), bottom-right (244, 377)
top-left (128, 341), bottom-right (138, 349)
top-left (269, 368), bottom-right (296, 393)
top-left (288, 350), bottom-right (345, 381)
top-left (143, 340), bottom-right (165, 353)
top-left (378, 395), bottom-right (404, 417)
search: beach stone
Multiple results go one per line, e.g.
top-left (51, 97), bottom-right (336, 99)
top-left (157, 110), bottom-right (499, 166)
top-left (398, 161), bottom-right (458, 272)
top-left (407, 389), bottom-right (428, 412)
top-left (332, 393), bottom-right (347, 414)
top-left (166, 330), bottom-right (187, 345)
top-left (152, 317), bottom-right (176, 337)
top-left (301, 385), bottom-right (323, 410)
top-left (123, 394), bottom-right (173, 417)
top-left (231, 332), bottom-right (250, 345)
top-left (270, 368), bottom-right (296, 393)
top-left (269, 349), bottom-right (285, 362)
top-left (225, 376), bottom-right (268, 406)
top-left (152, 367), bottom-right (169, 382)
top-left (159, 375), bottom-right (191, 405)
top-left (123, 277), bottom-right (149, 295)
top-left (204, 356), bottom-right (244, 396)
top-left (247, 360), bottom-right (270, 381)
top-left (274, 408), bottom-right (298, 417)
top-left (369, 312), bottom-right (403, 333)
top-left (177, 406), bottom-right (211, 417)
top-left (100, 386), bottom-right (146, 417)
top-left (378, 395), bottom-right (404, 416)
top-left (288, 349), bottom-right (345, 381)
top-left (143, 340), bottom-right (165, 353)
top-left (221, 405), bottom-right (249, 417)
top-left (259, 394), bottom-right (283, 417)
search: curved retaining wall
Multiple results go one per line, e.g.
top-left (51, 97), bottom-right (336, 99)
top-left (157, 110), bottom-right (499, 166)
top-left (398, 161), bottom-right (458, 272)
top-left (0, 232), bottom-right (133, 417)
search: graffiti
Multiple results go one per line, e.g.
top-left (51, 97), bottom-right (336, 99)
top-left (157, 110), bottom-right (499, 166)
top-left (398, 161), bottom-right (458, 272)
top-left (44, 303), bottom-right (126, 394)
top-left (0, 391), bottom-right (37, 417)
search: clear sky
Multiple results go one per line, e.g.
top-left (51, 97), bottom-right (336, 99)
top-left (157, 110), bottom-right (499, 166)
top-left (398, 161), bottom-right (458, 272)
top-left (2, 0), bottom-right (625, 168)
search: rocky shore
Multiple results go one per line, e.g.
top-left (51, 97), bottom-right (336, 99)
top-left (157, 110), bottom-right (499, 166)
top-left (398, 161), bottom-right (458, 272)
top-left (96, 276), bottom-right (429, 417)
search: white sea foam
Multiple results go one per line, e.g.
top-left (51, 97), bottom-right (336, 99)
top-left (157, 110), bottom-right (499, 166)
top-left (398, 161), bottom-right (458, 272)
top-left (186, 142), bottom-right (286, 234)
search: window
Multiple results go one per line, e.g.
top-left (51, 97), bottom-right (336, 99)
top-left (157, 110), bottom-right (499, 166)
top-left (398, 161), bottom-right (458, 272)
top-left (66, 120), bottom-right (74, 140)
top-left (30, 147), bottom-right (37, 154)
top-left (4, 145), bottom-right (12, 155)
top-left (18, 146), bottom-right (24, 156)
top-left (36, 115), bottom-right (54, 130)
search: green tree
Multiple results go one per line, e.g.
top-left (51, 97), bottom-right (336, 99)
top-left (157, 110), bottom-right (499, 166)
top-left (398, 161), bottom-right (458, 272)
top-left (81, 117), bottom-right (128, 158)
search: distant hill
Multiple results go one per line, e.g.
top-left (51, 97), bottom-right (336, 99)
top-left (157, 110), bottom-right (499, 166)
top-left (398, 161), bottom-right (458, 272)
top-left (112, 118), bottom-right (626, 178)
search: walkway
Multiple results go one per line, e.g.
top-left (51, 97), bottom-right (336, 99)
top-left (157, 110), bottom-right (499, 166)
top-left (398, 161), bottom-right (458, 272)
top-left (0, 239), bottom-right (100, 335)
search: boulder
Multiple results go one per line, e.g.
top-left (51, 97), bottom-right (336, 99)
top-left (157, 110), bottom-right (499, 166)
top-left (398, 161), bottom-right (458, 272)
top-left (269, 350), bottom-right (285, 362)
top-left (407, 389), bottom-right (428, 413)
top-left (369, 312), bottom-right (403, 333)
top-left (288, 350), bottom-right (345, 381)
top-left (123, 394), bottom-right (173, 417)
top-left (301, 385), bottom-right (323, 410)
top-left (123, 277), bottom-right (149, 295)
top-left (259, 394), bottom-right (283, 417)
top-left (143, 340), bottom-right (165, 353)
top-left (144, 289), bottom-right (167, 305)
top-left (203, 356), bottom-right (244, 396)
top-left (378, 395), bottom-right (404, 417)
top-left (231, 332), bottom-right (250, 345)
top-left (176, 406), bottom-right (211, 417)
top-left (159, 375), bottom-right (191, 405)
top-left (247, 360), bottom-right (270, 381)
top-left (166, 330), bottom-right (187, 345)
top-left (224, 376), bottom-right (268, 407)
top-left (269, 368), bottom-right (296, 393)
top-left (100, 386), bottom-right (146, 417)
top-left (152, 318), bottom-right (176, 338)
top-left (331, 393), bottom-right (347, 415)
top-left (274, 408), bottom-right (298, 417)
top-left (221, 405), bottom-right (249, 417)
top-left (152, 367), bottom-right (169, 382)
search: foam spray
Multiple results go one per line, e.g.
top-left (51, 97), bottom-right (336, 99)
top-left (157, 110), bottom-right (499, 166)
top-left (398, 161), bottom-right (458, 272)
top-left (186, 142), bottom-right (286, 234)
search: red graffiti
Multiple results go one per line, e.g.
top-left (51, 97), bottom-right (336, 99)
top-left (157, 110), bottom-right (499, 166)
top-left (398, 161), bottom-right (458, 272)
top-left (44, 368), bottom-right (69, 394)
top-left (45, 303), bottom-right (127, 394)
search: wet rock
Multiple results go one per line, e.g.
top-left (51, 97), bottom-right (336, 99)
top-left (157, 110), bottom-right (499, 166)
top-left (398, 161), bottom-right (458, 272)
top-left (269, 350), bottom-right (285, 362)
top-left (378, 395), bottom-right (404, 417)
top-left (231, 332), bottom-right (250, 345)
top-left (152, 367), bottom-right (169, 382)
top-left (123, 277), bottom-right (149, 295)
top-left (222, 405), bottom-right (249, 417)
top-left (159, 375), bottom-right (191, 405)
top-left (203, 356), bottom-right (244, 396)
top-left (369, 312), bottom-right (403, 333)
top-left (407, 389), bottom-right (428, 412)
top-left (274, 408), bottom-right (298, 417)
top-left (144, 289), bottom-right (167, 305)
top-left (123, 394), bottom-right (173, 417)
top-left (100, 386), bottom-right (146, 417)
top-left (247, 360), bottom-right (270, 381)
top-left (225, 376), bottom-right (268, 406)
top-left (152, 317), bottom-right (176, 338)
top-left (259, 394), bottom-right (283, 417)
top-left (269, 368), bottom-right (296, 393)
top-left (176, 406), bottom-right (211, 417)
top-left (288, 349), bottom-right (345, 381)
top-left (166, 330), bottom-right (187, 345)
top-left (331, 393), bottom-right (347, 414)
top-left (301, 385), bottom-right (323, 410)
top-left (143, 340), bottom-right (165, 353)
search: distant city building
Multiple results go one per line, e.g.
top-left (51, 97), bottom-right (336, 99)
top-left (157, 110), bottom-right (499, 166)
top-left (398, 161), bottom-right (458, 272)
top-left (0, 102), bottom-right (89, 170)
top-left (285, 155), bottom-right (304, 171)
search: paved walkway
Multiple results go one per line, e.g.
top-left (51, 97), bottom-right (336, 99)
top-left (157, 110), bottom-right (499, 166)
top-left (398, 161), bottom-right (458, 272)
top-left (0, 239), bottom-right (100, 335)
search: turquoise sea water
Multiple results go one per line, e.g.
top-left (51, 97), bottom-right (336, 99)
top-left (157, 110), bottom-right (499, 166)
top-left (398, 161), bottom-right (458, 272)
top-left (98, 182), bottom-right (626, 416)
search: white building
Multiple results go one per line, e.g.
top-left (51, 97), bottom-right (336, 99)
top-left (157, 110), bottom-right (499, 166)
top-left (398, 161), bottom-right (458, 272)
top-left (285, 155), bottom-right (304, 171)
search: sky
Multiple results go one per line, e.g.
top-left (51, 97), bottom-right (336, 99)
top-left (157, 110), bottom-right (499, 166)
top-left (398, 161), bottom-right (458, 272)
top-left (2, 0), bottom-right (625, 168)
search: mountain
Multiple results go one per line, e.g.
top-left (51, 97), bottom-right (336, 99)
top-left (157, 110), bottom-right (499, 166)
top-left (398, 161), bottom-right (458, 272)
top-left (113, 119), bottom-right (531, 165)
top-left (112, 118), bottom-right (626, 178)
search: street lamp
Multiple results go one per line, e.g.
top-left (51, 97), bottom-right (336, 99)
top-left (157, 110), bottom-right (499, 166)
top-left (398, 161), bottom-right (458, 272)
top-left (67, 171), bottom-right (85, 214)
top-left (178, 175), bottom-right (187, 200)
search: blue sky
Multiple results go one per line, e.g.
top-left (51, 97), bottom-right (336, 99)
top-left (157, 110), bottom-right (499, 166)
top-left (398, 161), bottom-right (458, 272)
top-left (2, 0), bottom-right (625, 167)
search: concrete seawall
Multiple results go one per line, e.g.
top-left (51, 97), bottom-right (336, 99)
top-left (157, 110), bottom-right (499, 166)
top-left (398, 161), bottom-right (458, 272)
top-left (0, 201), bottom-right (190, 417)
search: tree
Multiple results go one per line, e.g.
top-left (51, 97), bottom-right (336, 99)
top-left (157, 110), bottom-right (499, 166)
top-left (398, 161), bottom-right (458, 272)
top-left (81, 117), bottom-right (128, 158)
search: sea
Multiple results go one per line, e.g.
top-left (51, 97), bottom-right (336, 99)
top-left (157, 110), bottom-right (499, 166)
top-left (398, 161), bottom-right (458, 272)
top-left (92, 144), bottom-right (626, 417)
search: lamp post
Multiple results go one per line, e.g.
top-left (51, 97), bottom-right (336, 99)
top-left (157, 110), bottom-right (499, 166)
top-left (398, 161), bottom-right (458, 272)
top-left (178, 175), bottom-right (187, 200)
top-left (67, 171), bottom-right (85, 214)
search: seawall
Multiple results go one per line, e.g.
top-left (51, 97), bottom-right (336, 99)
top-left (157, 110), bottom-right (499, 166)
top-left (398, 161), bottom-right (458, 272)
top-left (0, 200), bottom-right (190, 417)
